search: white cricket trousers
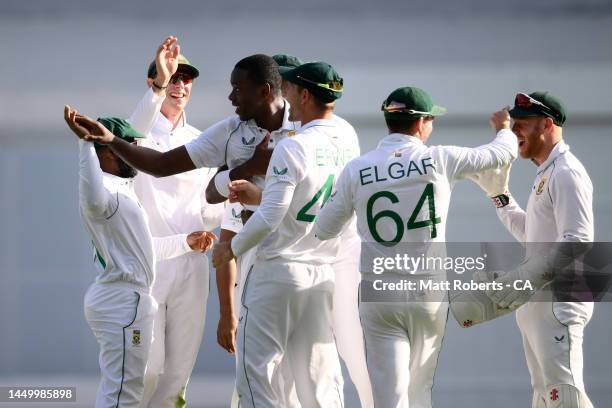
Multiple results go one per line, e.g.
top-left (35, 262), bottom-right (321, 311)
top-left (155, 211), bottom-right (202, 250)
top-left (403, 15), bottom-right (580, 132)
top-left (333, 234), bottom-right (374, 408)
top-left (141, 253), bottom-right (210, 408)
top-left (238, 236), bottom-right (373, 408)
top-left (84, 282), bottom-right (157, 408)
top-left (236, 259), bottom-right (344, 408)
top-left (516, 301), bottom-right (594, 407)
top-left (359, 285), bottom-right (448, 408)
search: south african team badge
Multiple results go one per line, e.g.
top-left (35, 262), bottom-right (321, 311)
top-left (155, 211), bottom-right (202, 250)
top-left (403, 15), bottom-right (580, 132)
top-left (536, 177), bottom-right (547, 195)
top-left (132, 329), bottom-right (141, 346)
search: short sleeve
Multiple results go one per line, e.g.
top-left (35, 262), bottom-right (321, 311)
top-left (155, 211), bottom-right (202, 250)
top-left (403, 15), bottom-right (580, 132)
top-left (185, 118), bottom-right (237, 169)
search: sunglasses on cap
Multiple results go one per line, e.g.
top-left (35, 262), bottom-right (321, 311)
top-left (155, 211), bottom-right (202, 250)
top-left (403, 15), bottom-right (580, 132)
top-left (170, 72), bottom-right (194, 85)
top-left (514, 92), bottom-right (554, 112)
top-left (381, 101), bottom-right (434, 120)
top-left (296, 75), bottom-right (343, 92)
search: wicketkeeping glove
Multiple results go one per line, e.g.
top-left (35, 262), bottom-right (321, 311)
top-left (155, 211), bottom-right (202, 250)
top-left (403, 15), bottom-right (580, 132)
top-left (468, 163), bottom-right (511, 198)
top-left (485, 256), bottom-right (551, 309)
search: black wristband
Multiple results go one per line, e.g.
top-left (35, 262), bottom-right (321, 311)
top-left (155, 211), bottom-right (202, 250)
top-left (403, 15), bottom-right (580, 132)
top-left (491, 194), bottom-right (511, 208)
top-left (152, 81), bottom-right (168, 90)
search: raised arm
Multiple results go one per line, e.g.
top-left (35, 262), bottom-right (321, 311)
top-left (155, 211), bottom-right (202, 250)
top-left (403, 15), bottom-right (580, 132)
top-left (129, 36), bottom-right (179, 135)
top-left (468, 163), bottom-right (527, 243)
top-left (72, 112), bottom-right (197, 177)
top-left (445, 109), bottom-right (518, 180)
top-left (64, 105), bottom-right (114, 217)
top-left (78, 140), bottom-right (114, 217)
top-left (129, 88), bottom-right (164, 136)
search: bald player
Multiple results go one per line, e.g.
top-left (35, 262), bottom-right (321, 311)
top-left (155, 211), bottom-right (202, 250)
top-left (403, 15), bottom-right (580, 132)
top-left (314, 87), bottom-right (517, 407)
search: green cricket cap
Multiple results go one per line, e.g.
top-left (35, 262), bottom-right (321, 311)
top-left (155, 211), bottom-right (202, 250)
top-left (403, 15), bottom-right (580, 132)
top-left (281, 61), bottom-right (343, 103)
top-left (147, 54), bottom-right (199, 80)
top-left (97, 117), bottom-right (145, 143)
top-left (273, 54), bottom-right (304, 74)
top-left (509, 91), bottom-right (566, 126)
top-left (382, 87), bottom-right (447, 119)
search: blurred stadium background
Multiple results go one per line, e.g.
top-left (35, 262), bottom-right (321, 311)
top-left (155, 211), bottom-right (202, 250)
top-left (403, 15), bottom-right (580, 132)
top-left (1, 1), bottom-right (611, 406)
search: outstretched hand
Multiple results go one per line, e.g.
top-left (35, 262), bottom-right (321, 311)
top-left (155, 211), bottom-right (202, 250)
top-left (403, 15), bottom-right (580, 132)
top-left (154, 36), bottom-right (180, 87)
top-left (64, 105), bottom-right (115, 144)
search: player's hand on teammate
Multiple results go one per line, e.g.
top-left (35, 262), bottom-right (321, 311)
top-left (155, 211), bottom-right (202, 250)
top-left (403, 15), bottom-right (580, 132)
top-left (187, 231), bottom-right (218, 252)
top-left (64, 105), bottom-right (115, 144)
top-left (243, 134), bottom-right (273, 176)
top-left (217, 313), bottom-right (238, 354)
top-left (228, 180), bottom-right (263, 205)
top-left (468, 163), bottom-right (512, 198)
top-left (490, 107), bottom-right (511, 132)
top-left (212, 241), bottom-right (235, 268)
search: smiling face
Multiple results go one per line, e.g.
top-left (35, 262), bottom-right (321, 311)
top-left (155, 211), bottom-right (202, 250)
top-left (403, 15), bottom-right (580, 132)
top-left (228, 68), bottom-right (267, 121)
top-left (511, 116), bottom-right (547, 160)
top-left (162, 71), bottom-right (193, 114)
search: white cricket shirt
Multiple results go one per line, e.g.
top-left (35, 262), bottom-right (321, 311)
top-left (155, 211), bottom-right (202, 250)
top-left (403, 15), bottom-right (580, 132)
top-left (231, 118), bottom-right (360, 264)
top-left (78, 141), bottom-right (194, 289)
top-left (315, 130), bottom-right (517, 271)
top-left (128, 88), bottom-right (224, 235)
top-left (497, 140), bottom-right (594, 243)
top-left (219, 113), bottom-right (360, 234)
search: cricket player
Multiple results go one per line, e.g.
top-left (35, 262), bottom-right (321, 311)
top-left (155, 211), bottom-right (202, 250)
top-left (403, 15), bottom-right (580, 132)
top-left (68, 48), bottom-right (298, 363)
top-left (314, 86), bottom-right (518, 408)
top-left (212, 61), bottom-right (354, 407)
top-left (471, 91), bottom-right (595, 407)
top-left (64, 109), bottom-right (215, 408)
top-left (272, 53), bottom-right (374, 408)
top-left (126, 37), bottom-right (224, 407)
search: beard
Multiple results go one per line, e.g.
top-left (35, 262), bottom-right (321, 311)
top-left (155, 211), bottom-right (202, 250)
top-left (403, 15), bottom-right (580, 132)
top-left (117, 157), bottom-right (138, 179)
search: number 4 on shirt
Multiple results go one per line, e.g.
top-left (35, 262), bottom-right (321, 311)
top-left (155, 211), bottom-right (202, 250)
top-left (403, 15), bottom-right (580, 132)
top-left (296, 175), bottom-right (334, 222)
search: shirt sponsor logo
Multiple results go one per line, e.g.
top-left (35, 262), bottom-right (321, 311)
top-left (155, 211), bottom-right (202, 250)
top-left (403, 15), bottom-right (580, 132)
top-left (132, 329), bottom-right (141, 346)
top-left (550, 388), bottom-right (559, 401)
top-left (554, 335), bottom-right (565, 343)
top-left (273, 166), bottom-right (288, 176)
top-left (241, 136), bottom-right (256, 146)
top-left (536, 178), bottom-right (547, 195)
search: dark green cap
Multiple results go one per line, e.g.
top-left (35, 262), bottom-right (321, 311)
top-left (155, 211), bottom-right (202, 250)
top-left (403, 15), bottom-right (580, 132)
top-left (97, 118), bottom-right (145, 143)
top-left (147, 54), bottom-right (200, 80)
top-left (382, 87), bottom-right (447, 119)
top-left (273, 54), bottom-right (304, 74)
top-left (509, 91), bottom-right (566, 126)
top-left (281, 61), bottom-right (343, 103)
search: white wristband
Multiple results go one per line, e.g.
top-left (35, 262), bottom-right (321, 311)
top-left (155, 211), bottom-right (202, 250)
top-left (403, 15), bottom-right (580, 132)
top-left (214, 170), bottom-right (232, 198)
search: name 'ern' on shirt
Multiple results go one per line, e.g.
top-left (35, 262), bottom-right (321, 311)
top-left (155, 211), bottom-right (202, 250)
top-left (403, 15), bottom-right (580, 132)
top-left (314, 147), bottom-right (355, 167)
top-left (359, 157), bottom-right (436, 186)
